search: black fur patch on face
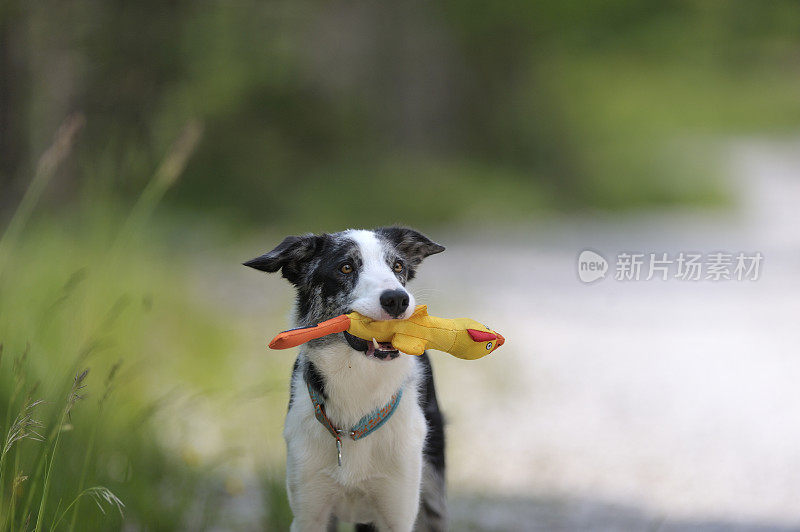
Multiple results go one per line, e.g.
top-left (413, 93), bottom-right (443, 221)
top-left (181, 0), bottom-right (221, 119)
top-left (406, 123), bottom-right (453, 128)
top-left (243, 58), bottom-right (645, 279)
top-left (375, 226), bottom-right (445, 281)
top-left (294, 233), bottom-right (363, 328)
top-left (245, 232), bottom-right (365, 328)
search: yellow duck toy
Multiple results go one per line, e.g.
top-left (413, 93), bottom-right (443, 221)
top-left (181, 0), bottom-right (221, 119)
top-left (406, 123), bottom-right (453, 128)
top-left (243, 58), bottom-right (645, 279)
top-left (269, 305), bottom-right (504, 360)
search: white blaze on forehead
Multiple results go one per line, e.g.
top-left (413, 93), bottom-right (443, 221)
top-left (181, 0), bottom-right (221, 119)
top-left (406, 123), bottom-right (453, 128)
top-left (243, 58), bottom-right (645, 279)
top-left (346, 229), bottom-right (384, 264)
top-left (346, 229), bottom-right (415, 320)
top-left (347, 230), bottom-right (399, 289)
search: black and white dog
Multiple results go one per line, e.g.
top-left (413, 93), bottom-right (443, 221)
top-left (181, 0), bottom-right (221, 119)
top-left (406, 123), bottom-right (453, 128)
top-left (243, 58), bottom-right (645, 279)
top-left (245, 227), bottom-right (447, 531)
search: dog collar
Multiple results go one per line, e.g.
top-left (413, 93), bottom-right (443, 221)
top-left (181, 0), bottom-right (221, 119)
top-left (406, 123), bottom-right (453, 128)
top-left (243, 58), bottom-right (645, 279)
top-left (307, 382), bottom-right (402, 467)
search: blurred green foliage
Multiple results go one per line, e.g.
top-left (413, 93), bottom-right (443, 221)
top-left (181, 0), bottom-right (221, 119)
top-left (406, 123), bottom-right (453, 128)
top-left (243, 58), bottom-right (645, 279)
top-left (2, 1), bottom-right (800, 228)
top-left (0, 207), bottom-right (293, 529)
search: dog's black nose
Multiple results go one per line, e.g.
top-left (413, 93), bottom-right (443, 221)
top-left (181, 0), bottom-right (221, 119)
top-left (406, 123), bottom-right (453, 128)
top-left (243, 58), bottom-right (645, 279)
top-left (380, 289), bottom-right (409, 318)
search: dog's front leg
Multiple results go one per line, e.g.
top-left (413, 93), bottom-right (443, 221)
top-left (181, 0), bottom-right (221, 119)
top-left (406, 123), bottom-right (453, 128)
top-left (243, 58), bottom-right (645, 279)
top-left (286, 474), bottom-right (337, 532)
top-left (370, 452), bottom-right (423, 532)
top-left (286, 450), bottom-right (338, 532)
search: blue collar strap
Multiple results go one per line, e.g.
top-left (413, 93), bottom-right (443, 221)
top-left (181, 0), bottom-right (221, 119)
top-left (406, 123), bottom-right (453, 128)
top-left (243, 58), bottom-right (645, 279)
top-left (307, 382), bottom-right (403, 466)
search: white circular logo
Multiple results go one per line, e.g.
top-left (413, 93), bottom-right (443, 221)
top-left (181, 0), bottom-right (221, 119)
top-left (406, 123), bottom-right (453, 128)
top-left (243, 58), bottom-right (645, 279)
top-left (577, 250), bottom-right (608, 283)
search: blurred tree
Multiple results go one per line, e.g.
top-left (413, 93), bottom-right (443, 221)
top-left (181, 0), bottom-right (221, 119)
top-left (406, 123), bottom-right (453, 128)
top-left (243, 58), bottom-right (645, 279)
top-left (2, 0), bottom-right (800, 226)
top-left (0, 0), bottom-right (27, 208)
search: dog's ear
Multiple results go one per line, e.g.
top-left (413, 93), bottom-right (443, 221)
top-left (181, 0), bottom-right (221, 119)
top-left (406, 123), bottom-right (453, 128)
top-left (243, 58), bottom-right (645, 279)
top-left (376, 226), bottom-right (445, 267)
top-left (243, 234), bottom-right (323, 285)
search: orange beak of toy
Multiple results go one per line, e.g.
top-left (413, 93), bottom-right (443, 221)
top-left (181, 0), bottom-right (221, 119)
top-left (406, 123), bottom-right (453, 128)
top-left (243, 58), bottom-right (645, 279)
top-left (494, 333), bottom-right (505, 349)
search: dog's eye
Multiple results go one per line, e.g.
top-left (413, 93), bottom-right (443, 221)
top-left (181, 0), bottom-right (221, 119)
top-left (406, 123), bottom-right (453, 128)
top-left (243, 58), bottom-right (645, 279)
top-left (393, 261), bottom-right (403, 273)
top-left (340, 263), bottom-right (353, 274)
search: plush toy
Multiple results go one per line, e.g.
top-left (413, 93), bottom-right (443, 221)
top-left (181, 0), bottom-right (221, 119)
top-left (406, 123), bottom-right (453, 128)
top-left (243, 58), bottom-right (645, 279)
top-left (268, 305), bottom-right (504, 360)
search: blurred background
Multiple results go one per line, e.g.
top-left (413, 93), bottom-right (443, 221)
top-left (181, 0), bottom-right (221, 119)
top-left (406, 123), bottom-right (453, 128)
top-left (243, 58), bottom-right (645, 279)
top-left (1, 1), bottom-right (800, 530)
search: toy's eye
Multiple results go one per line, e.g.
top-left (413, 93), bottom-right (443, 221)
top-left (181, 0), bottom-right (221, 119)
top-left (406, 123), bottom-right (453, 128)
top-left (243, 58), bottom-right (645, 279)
top-left (486, 342), bottom-right (493, 350)
top-left (393, 261), bottom-right (403, 273)
top-left (340, 263), bottom-right (353, 274)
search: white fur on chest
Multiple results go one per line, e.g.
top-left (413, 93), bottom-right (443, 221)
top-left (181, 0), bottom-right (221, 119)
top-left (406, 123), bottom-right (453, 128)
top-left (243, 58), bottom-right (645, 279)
top-left (284, 342), bottom-right (427, 528)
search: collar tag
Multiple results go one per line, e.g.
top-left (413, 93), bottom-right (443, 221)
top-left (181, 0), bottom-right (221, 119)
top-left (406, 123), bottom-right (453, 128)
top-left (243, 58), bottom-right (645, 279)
top-left (336, 438), bottom-right (342, 467)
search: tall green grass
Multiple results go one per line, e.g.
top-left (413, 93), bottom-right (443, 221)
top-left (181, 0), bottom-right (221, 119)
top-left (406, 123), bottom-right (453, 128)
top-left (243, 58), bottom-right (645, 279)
top-left (0, 119), bottom-right (293, 530)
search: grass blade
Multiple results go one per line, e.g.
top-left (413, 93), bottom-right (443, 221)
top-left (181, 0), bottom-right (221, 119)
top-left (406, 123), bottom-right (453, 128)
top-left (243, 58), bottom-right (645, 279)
top-left (52, 486), bottom-right (124, 530)
top-left (0, 114), bottom-right (84, 277)
top-left (33, 370), bottom-right (88, 532)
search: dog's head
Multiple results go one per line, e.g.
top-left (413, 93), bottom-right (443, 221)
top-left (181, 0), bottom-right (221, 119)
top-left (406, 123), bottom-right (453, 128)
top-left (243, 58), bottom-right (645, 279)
top-left (245, 227), bottom-right (444, 357)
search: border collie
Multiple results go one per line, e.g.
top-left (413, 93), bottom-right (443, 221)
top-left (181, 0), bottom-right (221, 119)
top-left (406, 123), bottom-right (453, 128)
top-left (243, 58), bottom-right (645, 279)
top-left (245, 227), bottom-right (447, 531)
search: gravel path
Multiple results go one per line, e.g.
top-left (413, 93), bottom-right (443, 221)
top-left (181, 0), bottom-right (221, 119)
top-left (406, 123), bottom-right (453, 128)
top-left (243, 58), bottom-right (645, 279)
top-left (415, 140), bottom-right (800, 530)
